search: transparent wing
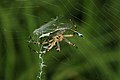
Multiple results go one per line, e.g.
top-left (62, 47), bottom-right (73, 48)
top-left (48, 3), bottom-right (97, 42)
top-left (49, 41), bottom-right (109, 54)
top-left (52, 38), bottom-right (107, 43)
top-left (33, 17), bottom-right (58, 35)
top-left (33, 17), bottom-right (73, 36)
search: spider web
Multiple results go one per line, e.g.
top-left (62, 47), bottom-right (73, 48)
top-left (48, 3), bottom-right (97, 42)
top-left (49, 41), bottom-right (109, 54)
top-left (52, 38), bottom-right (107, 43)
top-left (0, 0), bottom-right (120, 80)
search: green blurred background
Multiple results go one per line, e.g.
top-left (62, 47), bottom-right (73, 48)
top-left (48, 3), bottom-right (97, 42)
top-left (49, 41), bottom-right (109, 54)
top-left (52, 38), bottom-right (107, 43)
top-left (0, 0), bottom-right (120, 80)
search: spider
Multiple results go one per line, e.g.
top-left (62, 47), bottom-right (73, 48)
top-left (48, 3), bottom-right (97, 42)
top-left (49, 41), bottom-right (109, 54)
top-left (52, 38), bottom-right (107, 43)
top-left (29, 17), bottom-right (83, 53)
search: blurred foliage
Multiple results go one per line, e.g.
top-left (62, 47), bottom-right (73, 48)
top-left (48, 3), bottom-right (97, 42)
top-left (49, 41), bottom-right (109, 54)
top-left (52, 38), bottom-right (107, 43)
top-left (0, 0), bottom-right (120, 80)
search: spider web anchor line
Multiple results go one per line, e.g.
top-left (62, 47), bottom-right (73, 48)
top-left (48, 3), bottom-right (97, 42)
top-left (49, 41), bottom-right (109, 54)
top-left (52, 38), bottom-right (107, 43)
top-left (36, 41), bottom-right (47, 80)
top-left (36, 53), bottom-right (46, 80)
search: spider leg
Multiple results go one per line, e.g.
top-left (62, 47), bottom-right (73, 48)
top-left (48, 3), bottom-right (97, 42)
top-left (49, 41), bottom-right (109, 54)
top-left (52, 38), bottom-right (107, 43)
top-left (69, 20), bottom-right (83, 37)
top-left (47, 41), bottom-right (56, 51)
top-left (64, 38), bottom-right (78, 48)
top-left (64, 34), bottom-right (74, 37)
top-left (56, 41), bottom-right (60, 52)
top-left (42, 39), bottom-right (53, 44)
top-left (70, 29), bottom-right (83, 37)
top-left (41, 39), bottom-right (54, 52)
top-left (39, 39), bottom-right (49, 54)
top-left (69, 19), bottom-right (77, 32)
top-left (32, 39), bottom-right (53, 45)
